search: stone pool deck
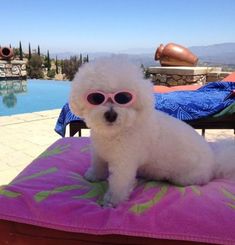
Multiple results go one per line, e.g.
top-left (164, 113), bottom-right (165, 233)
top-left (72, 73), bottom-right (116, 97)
top-left (0, 110), bottom-right (234, 185)
top-left (0, 110), bottom-right (62, 185)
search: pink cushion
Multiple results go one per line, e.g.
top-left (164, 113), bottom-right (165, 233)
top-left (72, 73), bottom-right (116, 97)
top-left (0, 137), bottom-right (235, 244)
top-left (154, 71), bottom-right (235, 93)
top-left (154, 85), bottom-right (201, 93)
top-left (223, 72), bottom-right (235, 82)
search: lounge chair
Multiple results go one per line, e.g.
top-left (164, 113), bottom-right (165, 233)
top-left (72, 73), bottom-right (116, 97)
top-left (55, 80), bottom-right (235, 137)
top-left (1, 137), bottom-right (235, 244)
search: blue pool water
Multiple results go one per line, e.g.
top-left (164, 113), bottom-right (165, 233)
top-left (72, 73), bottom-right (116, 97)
top-left (0, 79), bottom-right (71, 116)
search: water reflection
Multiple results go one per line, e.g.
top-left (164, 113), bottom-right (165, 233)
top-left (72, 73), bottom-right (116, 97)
top-left (0, 80), bottom-right (27, 108)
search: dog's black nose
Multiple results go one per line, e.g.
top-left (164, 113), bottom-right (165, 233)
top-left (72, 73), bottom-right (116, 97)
top-left (104, 108), bottom-right (118, 123)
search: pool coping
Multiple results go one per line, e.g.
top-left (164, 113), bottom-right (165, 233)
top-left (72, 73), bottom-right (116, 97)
top-left (0, 109), bottom-right (61, 126)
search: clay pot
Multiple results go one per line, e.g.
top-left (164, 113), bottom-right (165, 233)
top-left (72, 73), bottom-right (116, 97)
top-left (0, 47), bottom-right (14, 60)
top-left (155, 43), bottom-right (198, 66)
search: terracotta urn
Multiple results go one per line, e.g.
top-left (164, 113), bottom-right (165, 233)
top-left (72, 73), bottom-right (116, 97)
top-left (0, 47), bottom-right (14, 60)
top-left (155, 43), bottom-right (198, 66)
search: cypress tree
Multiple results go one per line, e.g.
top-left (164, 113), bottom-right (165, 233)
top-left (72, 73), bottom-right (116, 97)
top-left (47, 50), bottom-right (51, 71)
top-left (86, 54), bottom-right (89, 62)
top-left (37, 45), bottom-right (41, 56)
top-left (79, 54), bottom-right (83, 64)
top-left (55, 56), bottom-right (59, 74)
top-left (28, 43), bottom-right (32, 60)
top-left (19, 41), bottom-right (23, 60)
top-left (61, 60), bottom-right (64, 74)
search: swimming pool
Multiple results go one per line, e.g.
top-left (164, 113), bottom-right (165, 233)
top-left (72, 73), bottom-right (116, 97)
top-left (0, 79), bottom-right (71, 116)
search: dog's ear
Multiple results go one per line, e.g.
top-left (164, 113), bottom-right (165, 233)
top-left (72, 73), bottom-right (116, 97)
top-left (69, 92), bottom-right (85, 117)
top-left (136, 79), bottom-right (155, 112)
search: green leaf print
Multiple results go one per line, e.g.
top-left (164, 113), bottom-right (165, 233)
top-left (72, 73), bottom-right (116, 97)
top-left (227, 203), bottom-right (235, 209)
top-left (70, 172), bottom-right (108, 204)
top-left (221, 187), bottom-right (235, 210)
top-left (34, 170), bottom-right (108, 204)
top-left (175, 186), bottom-right (186, 196)
top-left (144, 181), bottom-right (162, 191)
top-left (129, 180), bottom-right (204, 215)
top-left (221, 187), bottom-right (235, 202)
top-left (0, 187), bottom-right (21, 198)
top-left (190, 186), bottom-right (201, 196)
top-left (34, 184), bottom-right (86, 202)
top-left (130, 185), bottom-right (168, 214)
top-left (70, 172), bottom-right (89, 184)
top-left (12, 167), bottom-right (58, 184)
top-left (37, 144), bottom-right (70, 159)
top-left (73, 181), bottom-right (108, 205)
top-left (80, 144), bottom-right (90, 153)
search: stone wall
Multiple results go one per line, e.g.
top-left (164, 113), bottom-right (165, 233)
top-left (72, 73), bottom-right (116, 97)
top-left (147, 66), bottom-right (231, 86)
top-left (206, 71), bottom-right (231, 83)
top-left (0, 60), bottom-right (27, 80)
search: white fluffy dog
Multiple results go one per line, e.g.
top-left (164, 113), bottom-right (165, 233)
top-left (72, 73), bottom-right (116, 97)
top-left (70, 57), bottom-right (235, 207)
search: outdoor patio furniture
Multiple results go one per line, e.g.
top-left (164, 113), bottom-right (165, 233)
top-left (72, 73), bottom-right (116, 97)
top-left (0, 137), bottom-right (234, 244)
top-left (55, 81), bottom-right (235, 137)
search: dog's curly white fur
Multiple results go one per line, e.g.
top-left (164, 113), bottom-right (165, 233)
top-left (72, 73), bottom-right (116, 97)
top-left (70, 57), bottom-right (235, 207)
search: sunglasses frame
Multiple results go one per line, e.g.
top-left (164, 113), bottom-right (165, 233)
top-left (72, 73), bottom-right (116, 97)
top-left (84, 90), bottom-right (136, 107)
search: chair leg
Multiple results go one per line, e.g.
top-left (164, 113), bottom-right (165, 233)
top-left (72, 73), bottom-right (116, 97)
top-left (70, 123), bottom-right (79, 137)
top-left (202, 129), bottom-right (205, 137)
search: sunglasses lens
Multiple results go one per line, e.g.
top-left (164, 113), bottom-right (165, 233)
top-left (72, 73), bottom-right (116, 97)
top-left (87, 93), bottom-right (105, 105)
top-left (114, 92), bottom-right (133, 104)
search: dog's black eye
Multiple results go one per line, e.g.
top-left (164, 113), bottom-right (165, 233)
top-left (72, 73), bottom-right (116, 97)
top-left (114, 92), bottom-right (133, 104)
top-left (87, 93), bottom-right (105, 105)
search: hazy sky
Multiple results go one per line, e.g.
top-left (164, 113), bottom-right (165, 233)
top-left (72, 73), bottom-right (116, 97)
top-left (1, 0), bottom-right (235, 54)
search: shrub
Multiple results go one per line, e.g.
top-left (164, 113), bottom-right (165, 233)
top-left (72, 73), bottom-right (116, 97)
top-left (47, 69), bottom-right (56, 79)
top-left (62, 56), bottom-right (81, 80)
top-left (27, 54), bottom-right (44, 79)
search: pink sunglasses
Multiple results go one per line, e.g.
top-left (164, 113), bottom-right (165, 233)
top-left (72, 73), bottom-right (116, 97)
top-left (84, 90), bottom-right (136, 107)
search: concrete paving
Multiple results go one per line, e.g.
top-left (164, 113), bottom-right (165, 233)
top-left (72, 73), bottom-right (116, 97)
top-left (0, 110), bottom-right (62, 185)
top-left (0, 110), bottom-right (234, 185)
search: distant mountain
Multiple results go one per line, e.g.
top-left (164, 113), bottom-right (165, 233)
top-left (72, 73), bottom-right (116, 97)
top-left (50, 52), bottom-right (76, 59)
top-left (119, 47), bottom-right (154, 54)
top-left (51, 42), bottom-right (235, 67)
top-left (51, 51), bottom-right (156, 67)
top-left (120, 43), bottom-right (235, 66)
top-left (189, 43), bottom-right (235, 65)
top-left (50, 51), bottom-right (117, 60)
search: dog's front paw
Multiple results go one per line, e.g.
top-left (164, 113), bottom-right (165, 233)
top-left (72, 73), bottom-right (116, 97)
top-left (103, 191), bottom-right (115, 207)
top-left (103, 190), bottom-right (127, 208)
top-left (84, 167), bottom-right (99, 182)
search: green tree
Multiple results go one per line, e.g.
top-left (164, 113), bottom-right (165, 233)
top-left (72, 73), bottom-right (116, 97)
top-left (47, 69), bottom-right (56, 79)
top-left (61, 60), bottom-right (64, 74)
top-left (55, 56), bottom-right (59, 74)
top-left (19, 41), bottom-right (23, 60)
top-left (13, 48), bottom-right (20, 56)
top-left (46, 50), bottom-right (51, 71)
top-left (37, 45), bottom-right (41, 56)
top-left (83, 54), bottom-right (89, 63)
top-left (28, 43), bottom-right (32, 60)
top-left (27, 54), bottom-right (44, 79)
top-left (79, 54), bottom-right (83, 64)
top-left (63, 56), bottom-right (81, 81)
